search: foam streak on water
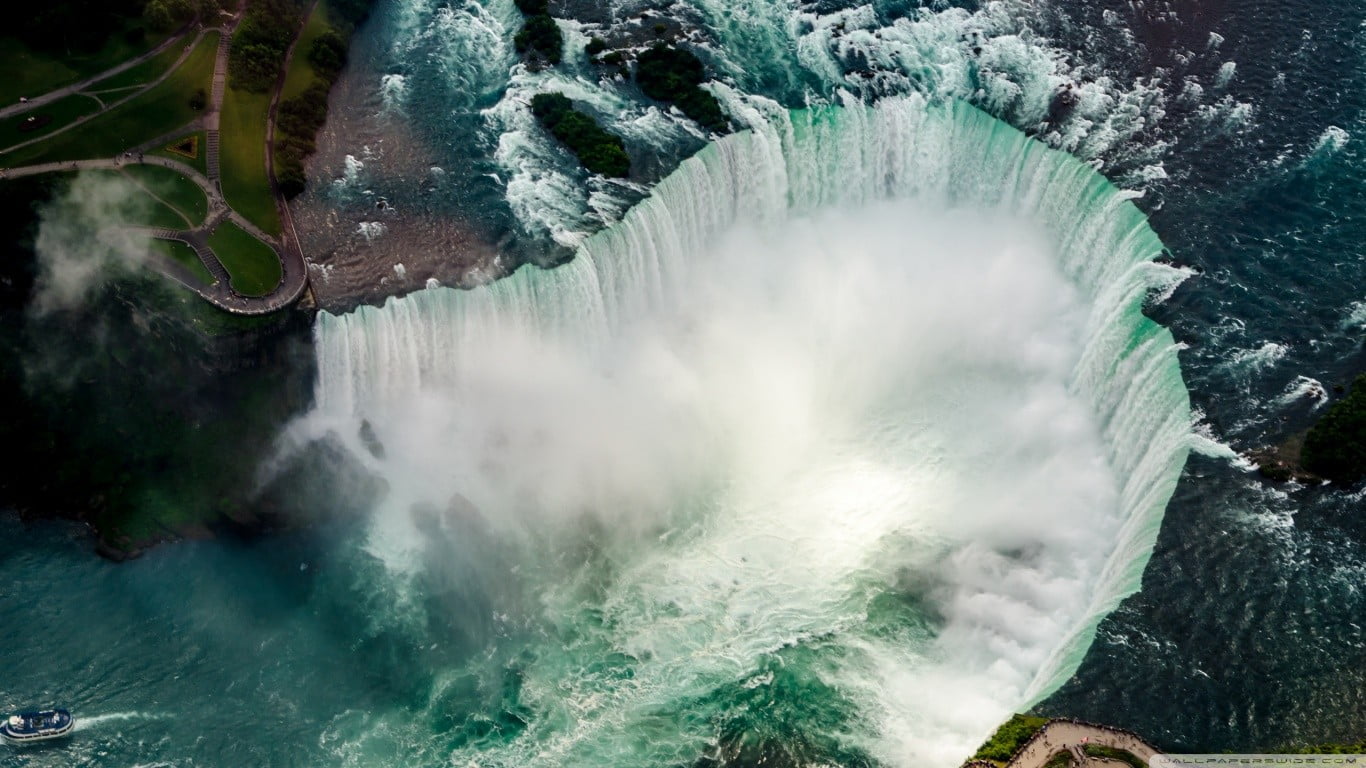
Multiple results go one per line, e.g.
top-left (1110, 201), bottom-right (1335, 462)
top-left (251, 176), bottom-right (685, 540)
top-left (308, 96), bottom-right (1191, 767)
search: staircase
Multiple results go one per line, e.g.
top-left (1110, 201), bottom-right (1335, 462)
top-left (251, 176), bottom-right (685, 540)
top-left (206, 32), bottom-right (231, 189)
top-left (192, 240), bottom-right (232, 287)
top-left (206, 130), bottom-right (221, 184)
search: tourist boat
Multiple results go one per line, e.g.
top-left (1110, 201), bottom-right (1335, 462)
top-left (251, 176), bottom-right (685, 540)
top-left (1, 709), bottom-right (74, 743)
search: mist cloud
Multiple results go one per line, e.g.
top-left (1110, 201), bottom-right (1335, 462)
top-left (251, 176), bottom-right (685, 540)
top-left (31, 171), bottom-right (157, 314)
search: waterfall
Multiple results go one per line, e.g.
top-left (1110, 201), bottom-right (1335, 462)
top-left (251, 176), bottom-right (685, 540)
top-left (309, 95), bottom-right (1191, 767)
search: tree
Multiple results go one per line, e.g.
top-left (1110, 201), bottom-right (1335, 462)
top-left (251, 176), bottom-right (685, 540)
top-left (634, 44), bottom-right (728, 133)
top-left (514, 14), bottom-right (562, 65)
top-left (1302, 374), bottom-right (1366, 484)
top-left (307, 29), bottom-right (348, 76)
top-left (530, 92), bottom-right (630, 177)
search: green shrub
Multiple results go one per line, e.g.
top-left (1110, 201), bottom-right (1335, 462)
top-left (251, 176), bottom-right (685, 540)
top-left (276, 151), bottom-right (306, 198)
top-left (515, 14), bottom-right (562, 65)
top-left (144, 0), bottom-right (196, 33)
top-left (530, 92), bottom-right (630, 177)
top-left (273, 81), bottom-right (331, 198)
top-left (1302, 374), bottom-right (1366, 484)
top-left (972, 714), bottom-right (1049, 764)
top-left (1044, 753), bottom-right (1075, 768)
top-left (514, 0), bottom-right (548, 13)
top-left (634, 44), bottom-right (728, 133)
top-left (585, 37), bottom-right (607, 56)
top-left (1083, 745), bottom-right (1144, 768)
top-left (307, 29), bottom-right (348, 77)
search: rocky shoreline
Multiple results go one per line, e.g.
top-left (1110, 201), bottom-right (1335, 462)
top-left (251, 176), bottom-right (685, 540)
top-left (1249, 431), bottom-right (1324, 484)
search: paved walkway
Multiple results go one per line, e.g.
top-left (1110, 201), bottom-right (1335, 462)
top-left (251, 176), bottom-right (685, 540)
top-left (1, 155), bottom-right (299, 313)
top-left (964, 719), bottom-right (1159, 768)
top-left (0, 26), bottom-right (225, 157)
top-left (0, 24), bottom-right (195, 121)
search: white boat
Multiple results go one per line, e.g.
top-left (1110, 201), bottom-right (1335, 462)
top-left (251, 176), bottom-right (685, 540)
top-left (1, 709), bottom-right (74, 743)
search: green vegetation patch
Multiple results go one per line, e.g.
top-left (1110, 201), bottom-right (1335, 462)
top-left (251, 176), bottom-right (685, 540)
top-left (282, 1), bottom-right (334, 100)
top-left (230, 0), bottom-right (310, 93)
top-left (1043, 753), bottom-right (1075, 768)
top-left (531, 92), bottom-right (630, 178)
top-left (1084, 745), bottom-right (1145, 768)
top-left (220, 87), bottom-right (281, 233)
top-left (971, 714), bottom-right (1050, 765)
top-left (0, 94), bottom-right (103, 148)
top-left (207, 220), bottom-right (281, 296)
top-left (1, 31), bottom-right (220, 167)
top-left (122, 164), bottom-right (209, 224)
top-left (275, 82), bottom-right (330, 198)
top-left (68, 168), bottom-right (189, 228)
top-left (1302, 373), bottom-right (1366, 484)
top-left (148, 237), bottom-right (214, 286)
top-left (634, 44), bottom-right (728, 133)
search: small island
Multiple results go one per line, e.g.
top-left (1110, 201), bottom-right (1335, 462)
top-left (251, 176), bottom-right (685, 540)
top-left (1255, 373), bottom-right (1366, 486)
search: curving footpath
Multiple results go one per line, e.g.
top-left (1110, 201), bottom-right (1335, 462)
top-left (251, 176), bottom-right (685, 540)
top-left (1, 155), bottom-right (301, 313)
top-left (0, 23), bottom-right (196, 121)
top-left (0, 26), bottom-right (225, 157)
top-left (964, 719), bottom-right (1159, 768)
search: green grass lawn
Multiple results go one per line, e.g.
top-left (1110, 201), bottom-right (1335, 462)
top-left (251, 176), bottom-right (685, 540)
top-left (85, 37), bottom-right (190, 94)
top-left (1083, 745), bottom-right (1145, 768)
top-left (219, 87), bottom-right (281, 234)
top-left (207, 221), bottom-right (281, 296)
top-left (0, 32), bottom-right (220, 167)
top-left (0, 94), bottom-right (103, 148)
top-left (148, 237), bottom-right (214, 286)
top-left (72, 168), bottom-right (191, 228)
top-left (152, 130), bottom-right (208, 175)
top-left (0, 23), bottom-right (174, 107)
top-left (282, 2), bottom-right (332, 101)
top-left (121, 164), bottom-right (209, 225)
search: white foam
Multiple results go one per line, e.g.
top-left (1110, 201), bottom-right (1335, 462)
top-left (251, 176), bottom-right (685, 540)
top-left (74, 711), bottom-right (167, 732)
top-left (1276, 375), bottom-right (1329, 409)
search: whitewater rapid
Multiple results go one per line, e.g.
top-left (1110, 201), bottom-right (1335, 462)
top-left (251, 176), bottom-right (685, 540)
top-left (299, 94), bottom-right (1191, 767)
